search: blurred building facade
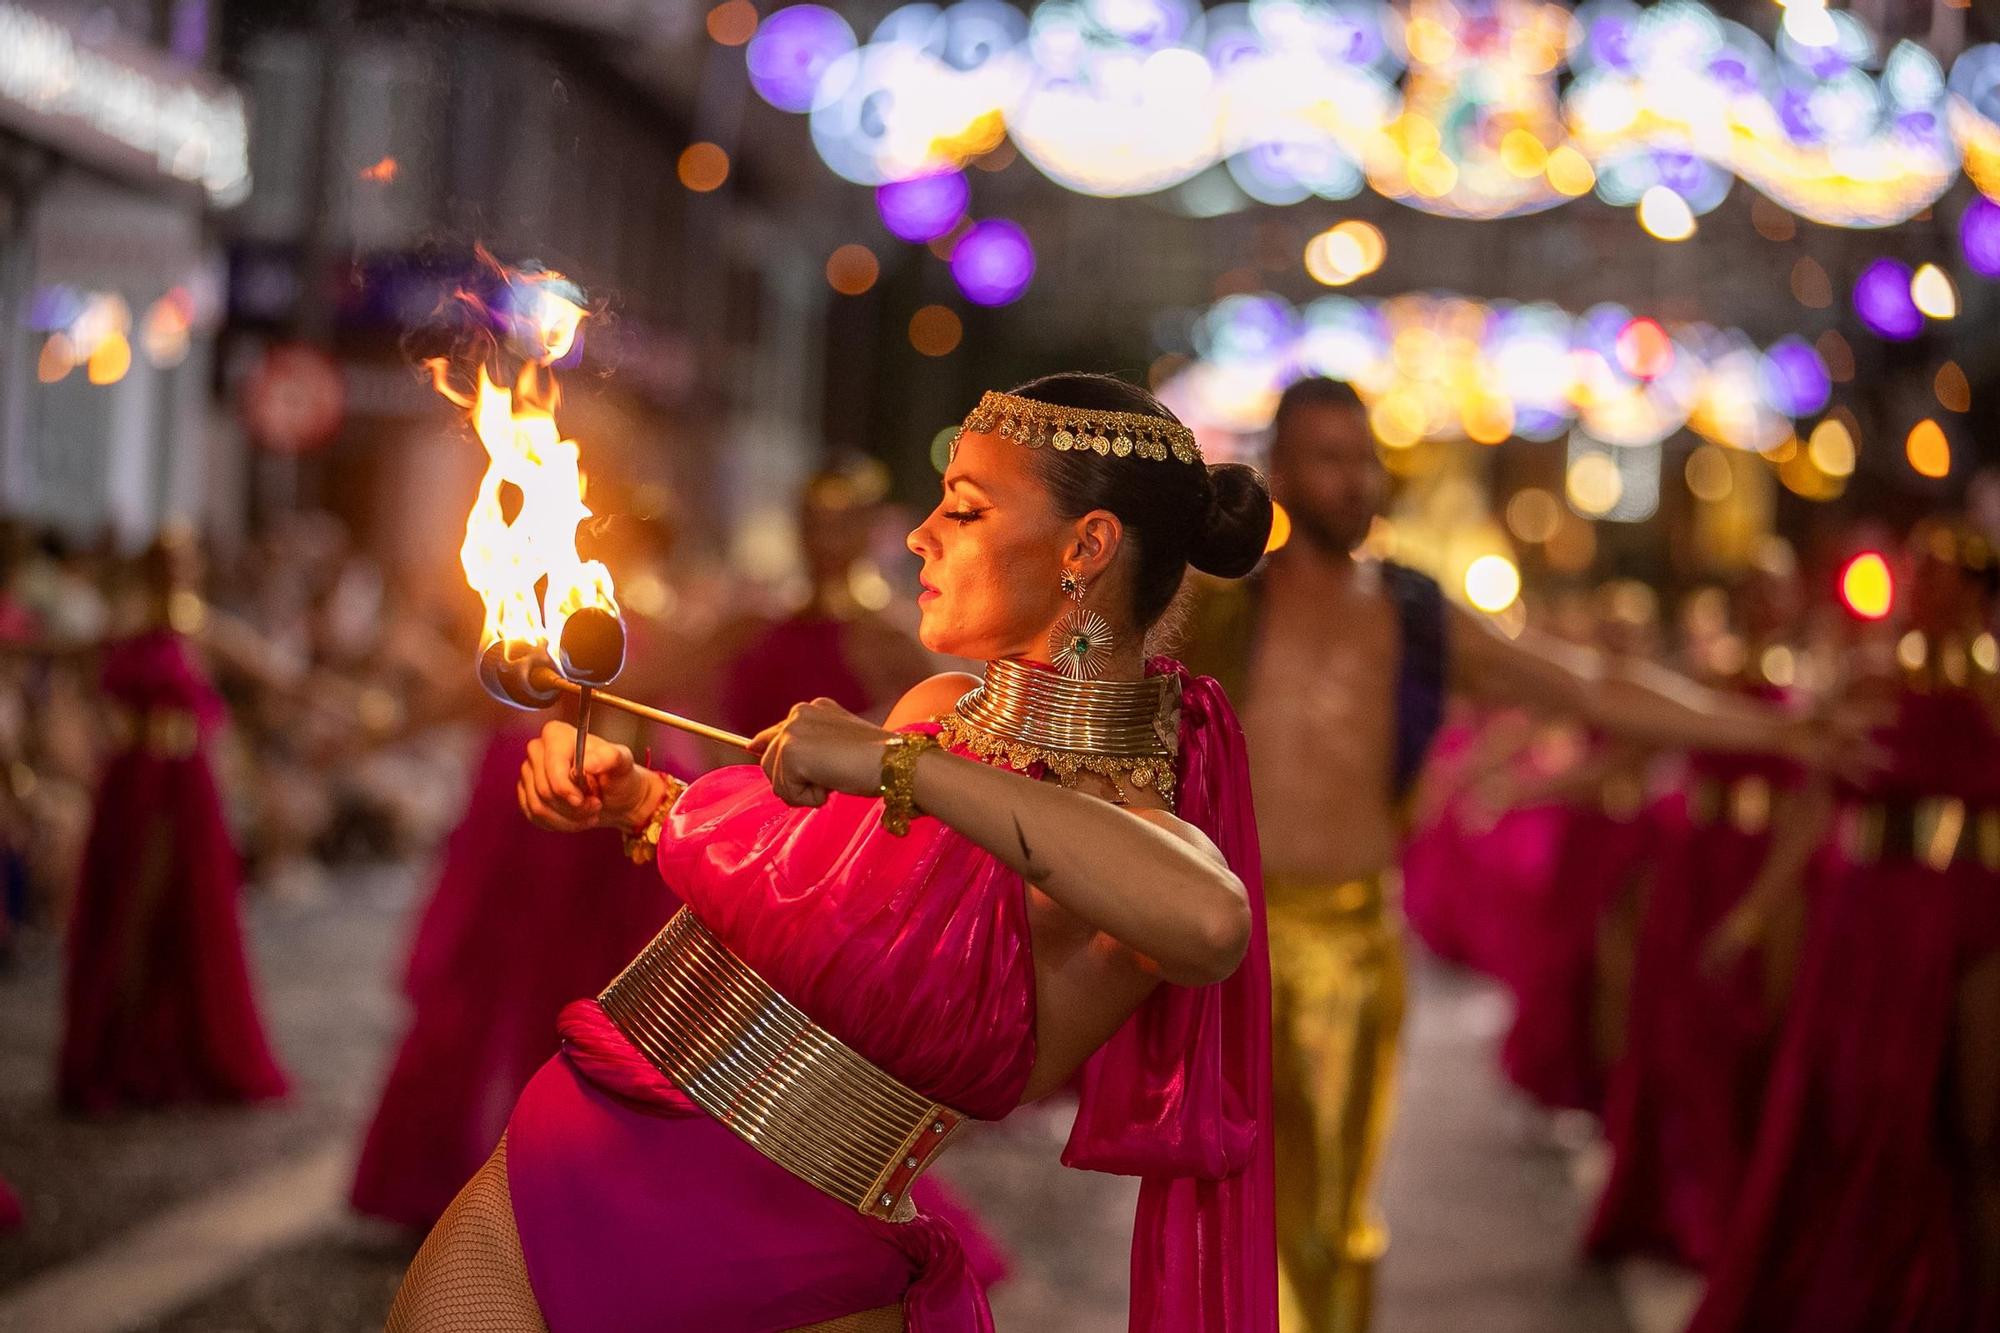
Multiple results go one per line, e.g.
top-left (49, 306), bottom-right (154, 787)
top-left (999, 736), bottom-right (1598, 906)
top-left (0, 0), bottom-right (244, 551)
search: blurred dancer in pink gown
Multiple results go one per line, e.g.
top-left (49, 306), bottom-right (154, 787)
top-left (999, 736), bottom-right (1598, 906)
top-left (1589, 553), bottom-right (1813, 1268)
top-left (352, 522), bottom-right (710, 1231)
top-left (720, 461), bottom-right (936, 736)
top-left (1691, 522), bottom-right (2000, 1331)
top-left (58, 538), bottom-right (288, 1114)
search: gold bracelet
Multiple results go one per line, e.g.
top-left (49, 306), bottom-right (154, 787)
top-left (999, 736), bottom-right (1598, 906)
top-left (622, 773), bottom-right (686, 865)
top-left (879, 733), bottom-right (939, 837)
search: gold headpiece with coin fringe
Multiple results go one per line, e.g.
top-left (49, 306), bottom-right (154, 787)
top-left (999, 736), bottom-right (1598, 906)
top-left (954, 390), bottom-right (1203, 465)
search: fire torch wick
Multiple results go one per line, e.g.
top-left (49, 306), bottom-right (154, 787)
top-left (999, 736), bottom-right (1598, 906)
top-left (572, 685), bottom-right (594, 781)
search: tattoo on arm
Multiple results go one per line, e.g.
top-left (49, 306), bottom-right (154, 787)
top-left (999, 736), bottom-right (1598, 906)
top-left (1011, 813), bottom-right (1050, 880)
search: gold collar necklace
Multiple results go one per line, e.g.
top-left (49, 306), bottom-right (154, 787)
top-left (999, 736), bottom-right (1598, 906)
top-left (937, 657), bottom-right (1180, 803)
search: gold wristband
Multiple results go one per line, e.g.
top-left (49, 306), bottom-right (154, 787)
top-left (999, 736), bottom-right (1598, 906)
top-left (879, 733), bottom-right (939, 837)
top-left (623, 773), bottom-right (686, 865)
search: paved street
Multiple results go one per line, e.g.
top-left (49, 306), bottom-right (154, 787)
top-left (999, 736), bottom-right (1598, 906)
top-left (1, 865), bottom-right (1667, 1332)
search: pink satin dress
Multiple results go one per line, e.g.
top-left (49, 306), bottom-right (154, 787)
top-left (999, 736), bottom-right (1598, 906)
top-left (58, 630), bottom-right (288, 1113)
top-left (505, 661), bottom-right (1277, 1332)
top-left (1590, 687), bottom-right (1801, 1268)
top-left (1689, 682), bottom-right (2000, 1332)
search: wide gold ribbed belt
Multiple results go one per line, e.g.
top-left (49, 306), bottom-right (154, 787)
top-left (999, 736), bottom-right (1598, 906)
top-left (597, 909), bottom-right (964, 1222)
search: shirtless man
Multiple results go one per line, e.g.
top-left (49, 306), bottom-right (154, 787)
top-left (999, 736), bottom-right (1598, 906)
top-left (1182, 378), bottom-right (1839, 1333)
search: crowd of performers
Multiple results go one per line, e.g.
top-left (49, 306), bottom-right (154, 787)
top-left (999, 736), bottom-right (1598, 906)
top-left (0, 370), bottom-right (1996, 1333)
top-left (1404, 517), bottom-right (2000, 1330)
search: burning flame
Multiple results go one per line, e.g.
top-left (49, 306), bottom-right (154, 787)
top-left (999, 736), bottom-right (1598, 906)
top-left (359, 156), bottom-right (399, 183)
top-left (433, 270), bottom-right (616, 655)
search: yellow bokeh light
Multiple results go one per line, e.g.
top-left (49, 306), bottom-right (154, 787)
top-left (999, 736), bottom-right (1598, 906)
top-left (1806, 418), bottom-right (1855, 477)
top-left (1840, 552), bottom-right (1894, 620)
top-left (909, 305), bottom-right (963, 357)
top-left (1405, 16), bottom-right (1458, 64)
top-left (1369, 391), bottom-right (1426, 449)
top-left (1464, 554), bottom-right (1522, 614)
top-left (1499, 129), bottom-right (1549, 179)
top-left (1505, 488), bottom-right (1561, 544)
top-left (1545, 145), bottom-right (1596, 196)
top-left (1906, 418), bottom-right (1951, 478)
top-left (1409, 154), bottom-right (1460, 198)
top-left (1685, 444), bottom-right (1734, 501)
top-left (1638, 186), bottom-right (1696, 241)
top-left (1333, 220), bottom-right (1386, 274)
top-left (1264, 501), bottom-right (1292, 555)
top-left (1911, 264), bottom-right (1957, 320)
top-left (87, 331), bottom-right (132, 386)
top-left (1463, 395), bottom-right (1515, 445)
top-left (1567, 452), bottom-right (1623, 516)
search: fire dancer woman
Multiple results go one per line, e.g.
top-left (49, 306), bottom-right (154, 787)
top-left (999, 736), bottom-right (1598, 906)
top-left (58, 535), bottom-right (289, 1113)
top-left (1689, 521), bottom-right (2000, 1332)
top-left (387, 374), bottom-right (1278, 1332)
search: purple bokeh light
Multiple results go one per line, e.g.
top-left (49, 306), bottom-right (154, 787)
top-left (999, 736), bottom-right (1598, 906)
top-left (1852, 258), bottom-right (1922, 341)
top-left (950, 219), bottom-right (1036, 306)
top-left (876, 172), bottom-right (970, 243)
top-left (1962, 196), bottom-right (2000, 279)
top-left (1759, 336), bottom-right (1831, 417)
top-left (745, 6), bottom-right (855, 114)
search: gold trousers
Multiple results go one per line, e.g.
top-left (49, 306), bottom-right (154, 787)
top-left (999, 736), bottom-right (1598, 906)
top-left (1265, 875), bottom-right (1405, 1333)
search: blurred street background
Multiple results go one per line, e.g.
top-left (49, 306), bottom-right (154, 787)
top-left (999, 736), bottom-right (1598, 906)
top-left (2, 1), bottom-right (1999, 1330)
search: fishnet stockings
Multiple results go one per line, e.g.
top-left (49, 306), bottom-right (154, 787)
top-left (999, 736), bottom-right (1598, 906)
top-left (385, 1136), bottom-right (546, 1333)
top-left (381, 1136), bottom-right (907, 1332)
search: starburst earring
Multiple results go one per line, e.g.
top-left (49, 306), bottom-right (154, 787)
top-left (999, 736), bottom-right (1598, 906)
top-left (1049, 567), bottom-right (1113, 680)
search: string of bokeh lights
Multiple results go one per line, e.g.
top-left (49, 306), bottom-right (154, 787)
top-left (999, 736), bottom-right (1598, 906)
top-left (736, 0), bottom-right (2000, 310)
top-left (1153, 287), bottom-right (1966, 519)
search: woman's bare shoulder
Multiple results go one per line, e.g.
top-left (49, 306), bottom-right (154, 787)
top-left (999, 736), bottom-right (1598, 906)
top-left (886, 671), bottom-right (981, 729)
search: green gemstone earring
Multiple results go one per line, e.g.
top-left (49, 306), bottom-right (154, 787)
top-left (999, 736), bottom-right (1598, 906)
top-left (1050, 568), bottom-right (1112, 680)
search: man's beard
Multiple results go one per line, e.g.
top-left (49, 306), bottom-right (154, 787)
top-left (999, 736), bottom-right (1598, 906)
top-left (1287, 505), bottom-right (1374, 556)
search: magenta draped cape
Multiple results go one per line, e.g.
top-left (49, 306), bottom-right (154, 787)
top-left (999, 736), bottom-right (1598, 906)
top-left (506, 659), bottom-right (1277, 1331)
top-left (58, 630), bottom-right (288, 1113)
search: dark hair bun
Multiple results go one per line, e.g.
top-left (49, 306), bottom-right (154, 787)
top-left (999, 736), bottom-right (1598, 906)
top-left (1189, 462), bottom-right (1273, 579)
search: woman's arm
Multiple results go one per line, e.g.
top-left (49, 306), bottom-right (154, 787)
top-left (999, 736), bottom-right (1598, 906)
top-left (516, 681), bottom-right (1252, 986)
top-left (755, 696), bottom-right (1250, 986)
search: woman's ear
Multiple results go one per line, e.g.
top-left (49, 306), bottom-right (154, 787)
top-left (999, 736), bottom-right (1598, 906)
top-left (1067, 510), bottom-right (1124, 583)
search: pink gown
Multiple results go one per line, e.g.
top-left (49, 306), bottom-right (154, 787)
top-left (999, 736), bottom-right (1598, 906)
top-left (349, 724), bottom-right (680, 1229)
top-left (1500, 753), bottom-right (1660, 1113)
top-left (506, 660), bottom-right (1277, 1331)
top-left (57, 629), bottom-right (289, 1113)
top-left (1400, 720), bottom-right (1482, 968)
top-left (1688, 682), bottom-right (2000, 1332)
top-left (1589, 688), bottom-right (1799, 1268)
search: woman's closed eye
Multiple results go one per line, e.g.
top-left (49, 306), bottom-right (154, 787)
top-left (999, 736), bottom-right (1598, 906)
top-left (942, 508), bottom-right (984, 524)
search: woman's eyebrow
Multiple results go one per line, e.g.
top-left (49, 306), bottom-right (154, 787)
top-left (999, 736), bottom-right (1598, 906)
top-left (943, 474), bottom-right (990, 495)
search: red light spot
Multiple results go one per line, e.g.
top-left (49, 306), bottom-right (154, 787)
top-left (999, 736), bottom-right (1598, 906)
top-left (1615, 318), bottom-right (1675, 381)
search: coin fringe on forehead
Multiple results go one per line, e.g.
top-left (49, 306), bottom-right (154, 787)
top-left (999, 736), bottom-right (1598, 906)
top-left (953, 390), bottom-right (1203, 466)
